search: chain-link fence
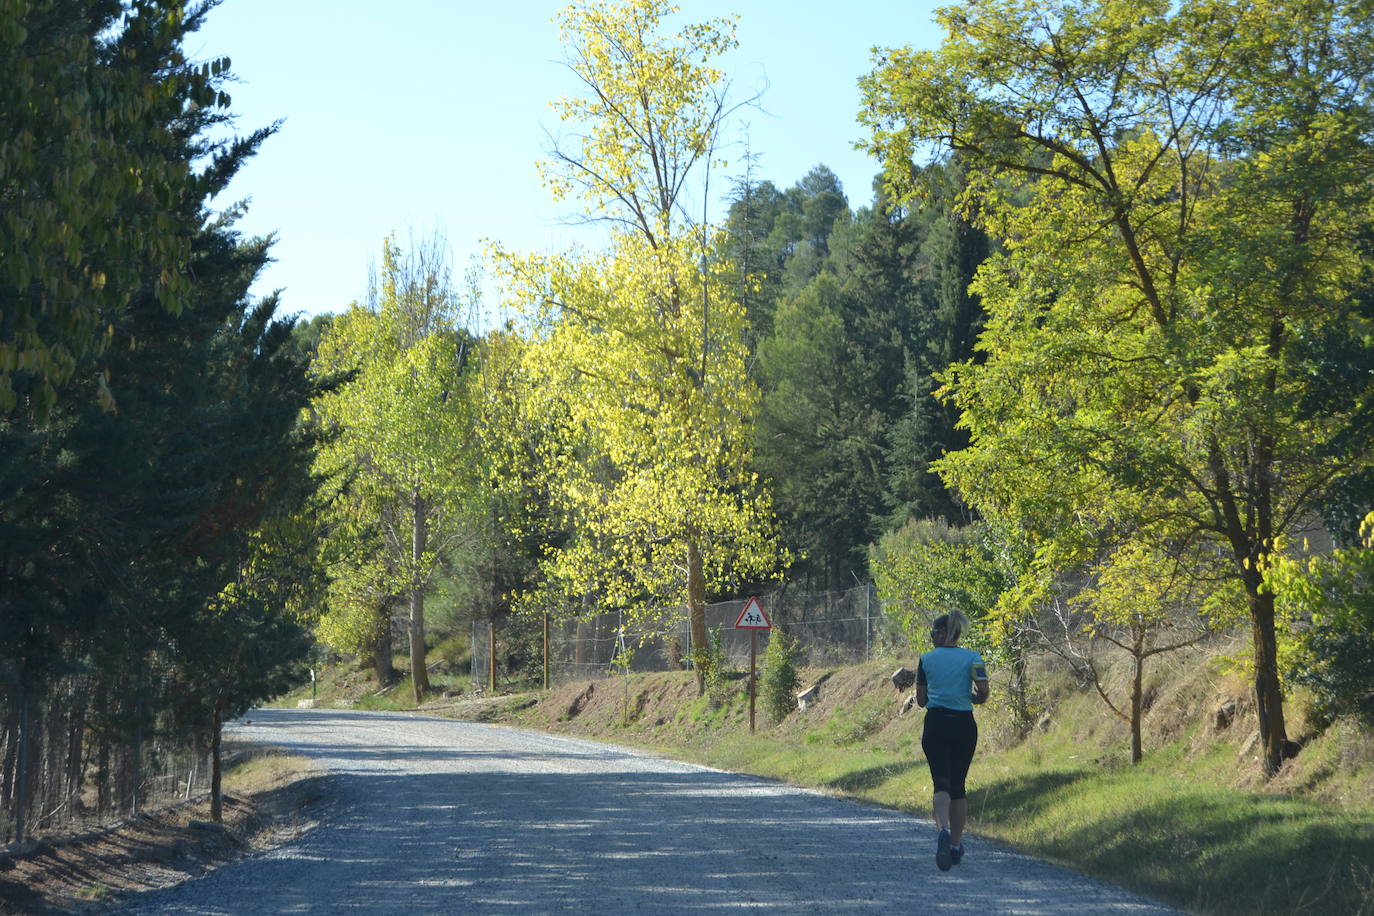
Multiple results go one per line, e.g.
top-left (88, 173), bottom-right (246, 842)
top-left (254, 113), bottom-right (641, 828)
top-left (471, 584), bottom-right (901, 689)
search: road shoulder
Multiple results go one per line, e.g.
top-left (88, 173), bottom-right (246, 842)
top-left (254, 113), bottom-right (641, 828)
top-left (0, 748), bottom-right (323, 915)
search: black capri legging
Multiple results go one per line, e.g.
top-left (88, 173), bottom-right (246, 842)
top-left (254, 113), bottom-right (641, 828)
top-left (921, 707), bottom-right (978, 800)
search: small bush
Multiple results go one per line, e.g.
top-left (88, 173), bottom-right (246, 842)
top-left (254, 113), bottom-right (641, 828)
top-left (1270, 512), bottom-right (1374, 727)
top-left (704, 627), bottom-right (734, 710)
top-left (760, 630), bottom-right (800, 722)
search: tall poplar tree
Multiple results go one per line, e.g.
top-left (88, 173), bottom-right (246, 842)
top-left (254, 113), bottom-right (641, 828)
top-left (496, 0), bottom-right (785, 691)
top-left (313, 235), bottom-right (481, 704)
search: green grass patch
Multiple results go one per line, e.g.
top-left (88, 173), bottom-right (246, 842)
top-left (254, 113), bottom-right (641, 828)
top-left (968, 764), bottom-right (1374, 916)
top-left (74, 883), bottom-right (113, 902)
top-left (274, 656), bottom-right (478, 711)
top-left (803, 691), bottom-right (891, 747)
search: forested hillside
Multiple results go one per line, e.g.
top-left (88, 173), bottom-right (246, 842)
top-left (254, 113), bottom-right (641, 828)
top-left (4, 0), bottom-right (1373, 849)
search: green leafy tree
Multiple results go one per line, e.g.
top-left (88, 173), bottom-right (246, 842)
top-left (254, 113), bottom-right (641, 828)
top-left (0, 1), bottom-right (317, 839)
top-left (313, 234), bottom-right (482, 703)
top-left (467, 327), bottom-right (571, 682)
top-left (883, 164), bottom-right (990, 525)
top-left (760, 629), bottom-right (800, 723)
top-left (871, 517), bottom-right (1039, 727)
top-left (494, 0), bottom-right (786, 693)
top-left (723, 164), bottom-right (856, 345)
top-left (722, 165), bottom-right (787, 343)
top-left (861, 0), bottom-right (1374, 776)
top-left (2, 146), bottom-right (321, 841)
top-left (755, 270), bottom-right (889, 588)
top-left (1045, 540), bottom-right (1227, 762)
top-left (163, 301), bottom-right (327, 822)
top-left (737, 160), bottom-right (988, 585)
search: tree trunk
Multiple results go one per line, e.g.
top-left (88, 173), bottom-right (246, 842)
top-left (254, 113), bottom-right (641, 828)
top-left (210, 702), bottom-right (224, 823)
top-left (409, 589), bottom-right (429, 703)
top-left (12, 690), bottom-right (30, 844)
top-left (95, 728), bottom-right (109, 818)
top-left (1248, 580), bottom-right (1288, 776)
top-left (65, 683), bottom-right (87, 815)
top-left (687, 540), bottom-right (708, 696)
top-left (409, 490), bottom-right (431, 704)
top-left (1212, 439), bottom-right (1289, 778)
top-left (41, 694), bottom-right (62, 834)
top-left (1130, 647), bottom-right (1144, 765)
top-left (489, 615), bottom-right (498, 693)
top-left (1, 700), bottom-right (17, 834)
top-left (372, 599), bottom-right (395, 685)
top-left (131, 696), bottom-right (143, 817)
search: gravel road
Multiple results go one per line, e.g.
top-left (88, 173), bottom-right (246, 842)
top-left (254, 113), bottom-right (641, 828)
top-left (117, 707), bottom-right (1181, 914)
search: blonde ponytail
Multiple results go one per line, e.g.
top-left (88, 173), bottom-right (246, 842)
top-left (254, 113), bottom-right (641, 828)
top-left (933, 610), bottom-right (969, 646)
top-left (947, 610), bottom-right (969, 644)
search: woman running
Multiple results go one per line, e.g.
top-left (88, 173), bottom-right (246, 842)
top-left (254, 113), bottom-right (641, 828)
top-left (915, 610), bottom-right (989, 871)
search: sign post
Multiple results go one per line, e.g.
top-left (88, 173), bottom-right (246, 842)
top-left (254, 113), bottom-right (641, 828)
top-left (734, 596), bottom-right (772, 733)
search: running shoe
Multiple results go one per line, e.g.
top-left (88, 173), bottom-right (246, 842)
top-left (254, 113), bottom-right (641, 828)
top-left (950, 842), bottom-right (964, 865)
top-left (936, 828), bottom-right (953, 871)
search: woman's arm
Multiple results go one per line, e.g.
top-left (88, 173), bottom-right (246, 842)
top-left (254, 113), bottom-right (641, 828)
top-left (972, 657), bottom-right (990, 704)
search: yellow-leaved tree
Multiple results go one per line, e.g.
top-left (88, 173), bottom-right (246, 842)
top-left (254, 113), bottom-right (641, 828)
top-left (494, 0), bottom-right (785, 692)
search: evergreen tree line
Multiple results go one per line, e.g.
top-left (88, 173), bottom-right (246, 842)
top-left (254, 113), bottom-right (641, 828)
top-left (724, 161), bottom-right (989, 590)
top-left (1, 1), bottom-right (326, 842)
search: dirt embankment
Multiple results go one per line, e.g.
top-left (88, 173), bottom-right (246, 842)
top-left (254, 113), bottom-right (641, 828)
top-left (0, 751), bottom-right (323, 915)
top-left (464, 661), bottom-right (925, 753)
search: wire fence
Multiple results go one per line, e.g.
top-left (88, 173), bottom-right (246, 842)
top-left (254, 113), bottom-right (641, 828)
top-left (1, 673), bottom-right (219, 844)
top-left (472, 584), bottom-right (902, 689)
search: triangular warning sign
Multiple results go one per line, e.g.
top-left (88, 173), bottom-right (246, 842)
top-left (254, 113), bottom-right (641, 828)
top-left (734, 596), bottom-right (771, 629)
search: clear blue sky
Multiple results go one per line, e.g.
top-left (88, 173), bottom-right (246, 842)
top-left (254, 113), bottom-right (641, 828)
top-left (193, 1), bottom-right (944, 320)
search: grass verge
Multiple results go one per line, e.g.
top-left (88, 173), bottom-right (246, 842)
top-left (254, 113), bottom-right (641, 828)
top-left (675, 736), bottom-right (1374, 915)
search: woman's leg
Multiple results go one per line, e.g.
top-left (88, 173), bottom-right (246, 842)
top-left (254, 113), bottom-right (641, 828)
top-left (949, 798), bottom-right (967, 845)
top-left (921, 715), bottom-right (953, 829)
top-left (932, 791), bottom-right (951, 830)
top-left (947, 715), bottom-right (978, 846)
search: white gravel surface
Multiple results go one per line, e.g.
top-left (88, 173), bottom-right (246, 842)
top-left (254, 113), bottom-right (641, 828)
top-left (115, 707), bottom-right (1183, 914)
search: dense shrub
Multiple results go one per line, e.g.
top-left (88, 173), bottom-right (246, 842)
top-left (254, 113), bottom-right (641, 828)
top-left (704, 627), bottom-right (735, 710)
top-left (1271, 512), bottom-right (1374, 727)
top-left (760, 629), bottom-right (800, 722)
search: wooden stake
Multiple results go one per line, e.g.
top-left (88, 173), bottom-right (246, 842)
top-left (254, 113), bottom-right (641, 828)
top-left (749, 630), bottom-right (757, 733)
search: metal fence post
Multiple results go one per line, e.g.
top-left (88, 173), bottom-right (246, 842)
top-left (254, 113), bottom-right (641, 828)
top-left (864, 584), bottom-right (871, 660)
